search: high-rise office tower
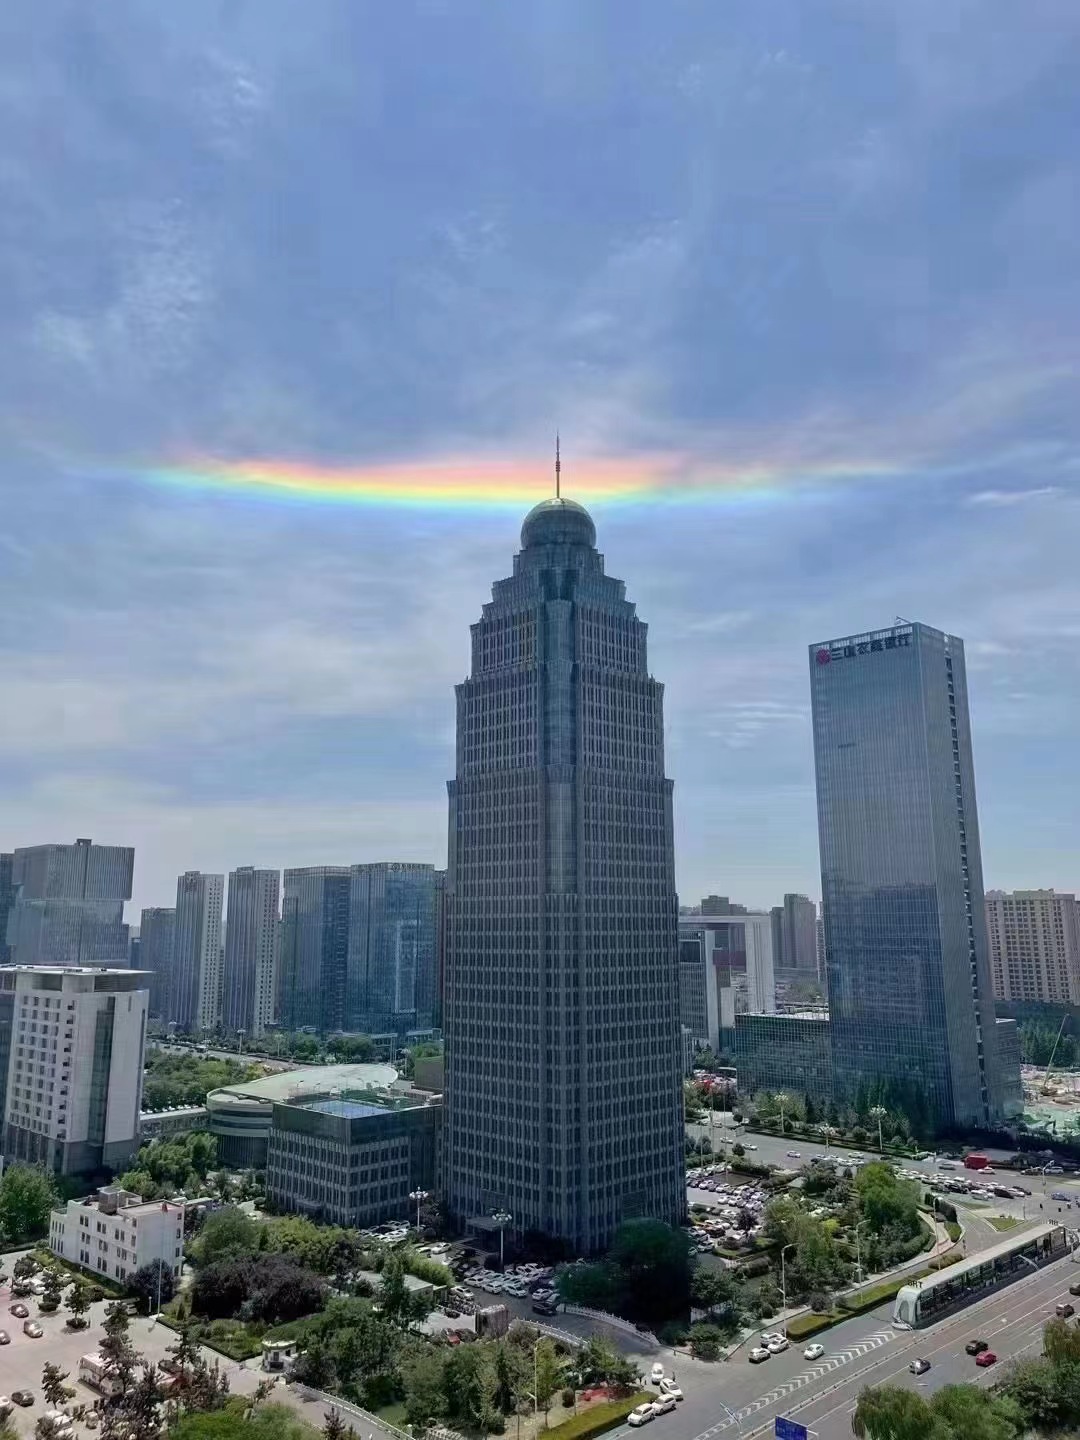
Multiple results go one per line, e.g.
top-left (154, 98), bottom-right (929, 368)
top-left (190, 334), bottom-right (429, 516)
top-left (810, 621), bottom-right (1001, 1129)
top-left (0, 965), bottom-right (149, 1175)
top-left (171, 872), bottom-right (224, 1034)
top-left (443, 494), bottom-right (684, 1251)
top-left (223, 868), bottom-right (280, 1038)
top-left (279, 867), bottom-right (351, 1033)
top-left (780, 894), bottom-right (818, 972)
top-left (139, 907), bottom-right (176, 1020)
top-left (6, 839), bottom-right (133, 968)
top-left (347, 864), bottom-right (437, 1036)
top-left (0, 854), bottom-right (14, 965)
top-left (985, 890), bottom-right (1080, 1005)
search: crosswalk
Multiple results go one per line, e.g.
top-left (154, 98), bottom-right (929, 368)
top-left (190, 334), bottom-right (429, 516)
top-left (690, 1328), bottom-right (898, 1439)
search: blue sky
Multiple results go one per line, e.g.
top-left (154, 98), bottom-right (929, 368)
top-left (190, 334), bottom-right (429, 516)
top-left (2, 1), bottom-right (1078, 915)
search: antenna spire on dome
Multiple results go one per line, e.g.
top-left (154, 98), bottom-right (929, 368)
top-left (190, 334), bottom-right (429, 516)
top-left (555, 432), bottom-right (561, 499)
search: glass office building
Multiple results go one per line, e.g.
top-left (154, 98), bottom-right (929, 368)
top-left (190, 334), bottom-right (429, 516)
top-left (347, 863), bottom-right (438, 1036)
top-left (443, 497), bottom-right (684, 1252)
top-left (6, 840), bottom-right (133, 969)
top-left (810, 622), bottom-right (1001, 1129)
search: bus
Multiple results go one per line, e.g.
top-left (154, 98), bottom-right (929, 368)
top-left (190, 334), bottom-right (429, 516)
top-left (893, 1223), bottom-right (1070, 1328)
top-left (964, 1153), bottom-right (990, 1170)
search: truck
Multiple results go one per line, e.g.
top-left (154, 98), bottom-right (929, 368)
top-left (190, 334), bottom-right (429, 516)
top-left (475, 1304), bottom-right (510, 1338)
top-left (79, 1354), bottom-right (124, 1398)
top-left (963, 1153), bottom-right (990, 1170)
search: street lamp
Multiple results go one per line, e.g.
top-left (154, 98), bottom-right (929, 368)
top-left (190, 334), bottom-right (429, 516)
top-left (779, 1242), bottom-right (796, 1338)
top-left (869, 1106), bottom-right (887, 1154)
top-left (776, 1093), bottom-right (789, 1137)
top-left (492, 1210), bottom-right (513, 1270)
top-left (410, 1188), bottom-right (431, 1232)
top-left (853, 1219), bottom-right (867, 1284)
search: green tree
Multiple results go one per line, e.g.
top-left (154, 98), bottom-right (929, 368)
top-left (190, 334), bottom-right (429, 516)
top-left (851, 1385), bottom-right (939, 1440)
top-left (99, 1302), bottom-right (139, 1396)
top-left (41, 1363), bottom-right (75, 1410)
top-left (930, 1384), bottom-right (1022, 1440)
top-left (688, 1322), bottom-right (724, 1361)
top-left (401, 1348), bottom-right (446, 1433)
top-left (13, 1254), bottom-right (39, 1282)
top-left (576, 1336), bottom-right (623, 1387)
top-left (66, 1277), bottom-right (91, 1329)
top-left (690, 1267), bottom-right (737, 1310)
top-left (128, 1258), bottom-right (176, 1314)
top-left (607, 1219), bottom-right (693, 1319)
top-left (39, 1267), bottom-right (63, 1312)
top-left (0, 1164), bottom-right (57, 1243)
top-left (533, 1339), bottom-right (562, 1423)
top-left (323, 1409), bottom-right (348, 1440)
top-left (170, 1403), bottom-right (316, 1440)
top-left (193, 1206), bottom-right (259, 1264)
top-left (1042, 1315), bottom-right (1080, 1365)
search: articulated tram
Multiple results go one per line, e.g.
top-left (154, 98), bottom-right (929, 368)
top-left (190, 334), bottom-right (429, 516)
top-left (893, 1222), bottom-right (1071, 1328)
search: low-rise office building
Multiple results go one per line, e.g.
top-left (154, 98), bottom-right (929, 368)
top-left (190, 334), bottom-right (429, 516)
top-left (49, 1185), bottom-right (184, 1288)
top-left (266, 1088), bottom-right (438, 1227)
top-left (734, 1011), bottom-right (833, 1102)
top-left (206, 1061), bottom-right (398, 1167)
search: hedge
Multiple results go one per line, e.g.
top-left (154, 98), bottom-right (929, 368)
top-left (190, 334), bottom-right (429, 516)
top-left (31, 1249), bottom-right (126, 1299)
top-left (542, 1394), bottom-right (653, 1440)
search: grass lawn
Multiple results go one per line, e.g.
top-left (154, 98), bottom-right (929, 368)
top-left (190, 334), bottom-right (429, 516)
top-left (955, 1198), bottom-right (989, 1209)
top-left (988, 1215), bottom-right (1021, 1232)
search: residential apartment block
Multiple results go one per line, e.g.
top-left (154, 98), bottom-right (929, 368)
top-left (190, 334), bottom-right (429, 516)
top-left (985, 890), bottom-right (1080, 1005)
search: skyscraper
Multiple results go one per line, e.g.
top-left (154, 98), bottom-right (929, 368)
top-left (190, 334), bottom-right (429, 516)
top-left (779, 894), bottom-right (818, 972)
top-left (443, 495), bottom-right (684, 1252)
top-left (0, 853), bottom-right (14, 965)
top-left (810, 621), bottom-right (1002, 1129)
top-left (171, 872), bottom-right (224, 1034)
top-left (139, 907), bottom-right (176, 1020)
top-left (985, 890), bottom-right (1080, 1005)
top-left (223, 868), bottom-right (280, 1038)
top-left (6, 839), bottom-right (133, 968)
top-left (347, 863), bottom-right (437, 1036)
top-left (279, 867), bottom-right (351, 1033)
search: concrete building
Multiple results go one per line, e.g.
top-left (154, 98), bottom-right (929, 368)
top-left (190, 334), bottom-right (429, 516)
top-left (985, 890), bottom-right (1080, 1006)
top-left (279, 867), bottom-right (351, 1033)
top-left (811, 621), bottom-right (1003, 1129)
top-left (266, 1088), bottom-right (439, 1227)
top-left (223, 868), bottom-right (280, 1039)
top-left (770, 894), bottom-right (818, 974)
top-left (443, 495), bottom-right (684, 1252)
top-left (6, 839), bottom-right (133, 969)
top-left (206, 1060), bottom-right (398, 1167)
top-left (995, 1018), bottom-right (1025, 1118)
top-left (171, 872), bottom-right (224, 1034)
top-left (734, 1011), bottom-right (833, 1102)
top-left (347, 863), bottom-right (438, 1036)
top-left (49, 1186), bottom-right (184, 1288)
top-left (678, 911), bottom-right (776, 1054)
top-left (0, 966), bottom-right (149, 1175)
top-left (138, 907), bottom-right (175, 1021)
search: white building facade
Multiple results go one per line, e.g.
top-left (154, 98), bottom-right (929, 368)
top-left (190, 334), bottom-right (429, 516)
top-left (222, 868), bottom-right (280, 1038)
top-left (171, 872), bottom-right (224, 1034)
top-left (50, 1186), bottom-right (183, 1287)
top-left (678, 912), bottom-right (776, 1054)
top-left (0, 967), bottom-right (149, 1175)
top-left (986, 889), bottom-right (1080, 1005)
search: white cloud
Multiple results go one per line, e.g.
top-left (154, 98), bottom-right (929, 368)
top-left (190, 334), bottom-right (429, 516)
top-left (965, 486), bottom-right (1063, 507)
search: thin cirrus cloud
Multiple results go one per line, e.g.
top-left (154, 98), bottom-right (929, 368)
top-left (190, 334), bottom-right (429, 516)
top-left (0, 1), bottom-right (1078, 911)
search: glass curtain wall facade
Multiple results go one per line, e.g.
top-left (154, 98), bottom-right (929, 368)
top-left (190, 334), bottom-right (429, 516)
top-left (279, 867), bottom-right (351, 1033)
top-left (347, 863), bottom-right (437, 1036)
top-left (810, 622), bottom-right (1001, 1129)
top-left (138, 907), bottom-right (175, 1021)
top-left (7, 840), bottom-right (133, 968)
top-left (443, 497), bottom-right (684, 1253)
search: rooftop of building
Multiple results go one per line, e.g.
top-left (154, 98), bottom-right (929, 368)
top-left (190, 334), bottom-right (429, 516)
top-left (207, 1060), bottom-right (399, 1110)
top-left (520, 496), bottom-right (596, 551)
top-left (737, 1009), bottom-right (831, 1023)
top-left (280, 1085), bottom-right (435, 1117)
top-left (54, 1185), bottom-right (185, 1218)
top-left (0, 966), bottom-right (151, 979)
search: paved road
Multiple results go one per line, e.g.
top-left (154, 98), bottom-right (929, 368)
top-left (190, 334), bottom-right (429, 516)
top-left (597, 1249), bottom-right (1080, 1440)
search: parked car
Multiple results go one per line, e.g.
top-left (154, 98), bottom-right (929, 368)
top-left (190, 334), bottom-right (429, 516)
top-left (767, 1337), bottom-right (789, 1354)
top-left (1069, 1282), bottom-right (1080, 1296)
top-left (0, 1400), bottom-right (11, 1420)
top-left (628, 1404), bottom-right (657, 1427)
top-left (803, 1344), bottom-right (825, 1361)
top-left (11, 1391), bottom-right (34, 1407)
top-left (8, 1304), bottom-right (29, 1320)
top-left (0, 1332), bottom-right (9, 1345)
top-left (975, 1351), bottom-right (997, 1368)
top-left (965, 1339), bottom-right (988, 1356)
top-left (1056, 1303), bottom-right (1076, 1318)
top-left (23, 1321), bottom-right (43, 1339)
top-left (659, 1380), bottom-right (683, 1401)
top-left (786, 1151), bottom-right (801, 1159)
top-left (909, 1358), bottom-right (931, 1375)
top-left (653, 1395), bottom-right (677, 1416)
top-left (748, 1347), bottom-right (771, 1363)
top-left (650, 1363), bottom-right (666, 1385)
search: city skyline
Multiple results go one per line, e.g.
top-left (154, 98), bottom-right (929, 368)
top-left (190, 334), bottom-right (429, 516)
top-left (1, 6), bottom-right (1077, 918)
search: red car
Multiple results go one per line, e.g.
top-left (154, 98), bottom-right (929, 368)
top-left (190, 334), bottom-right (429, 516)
top-left (975, 1351), bottom-right (997, 1368)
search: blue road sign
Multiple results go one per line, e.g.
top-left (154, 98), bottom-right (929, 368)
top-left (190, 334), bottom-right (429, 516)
top-left (775, 1418), bottom-right (808, 1440)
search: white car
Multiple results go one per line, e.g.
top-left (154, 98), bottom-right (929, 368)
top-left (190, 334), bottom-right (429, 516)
top-left (786, 1151), bottom-right (801, 1159)
top-left (767, 1337), bottom-right (789, 1354)
top-left (653, 1395), bottom-right (677, 1415)
top-left (659, 1381), bottom-right (683, 1401)
top-left (760, 1332), bottom-right (784, 1345)
top-left (650, 1363), bottom-right (666, 1384)
top-left (748, 1346), bottom-right (771, 1364)
top-left (803, 1343), bottom-right (825, 1361)
top-left (628, 1404), bottom-right (657, 1427)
